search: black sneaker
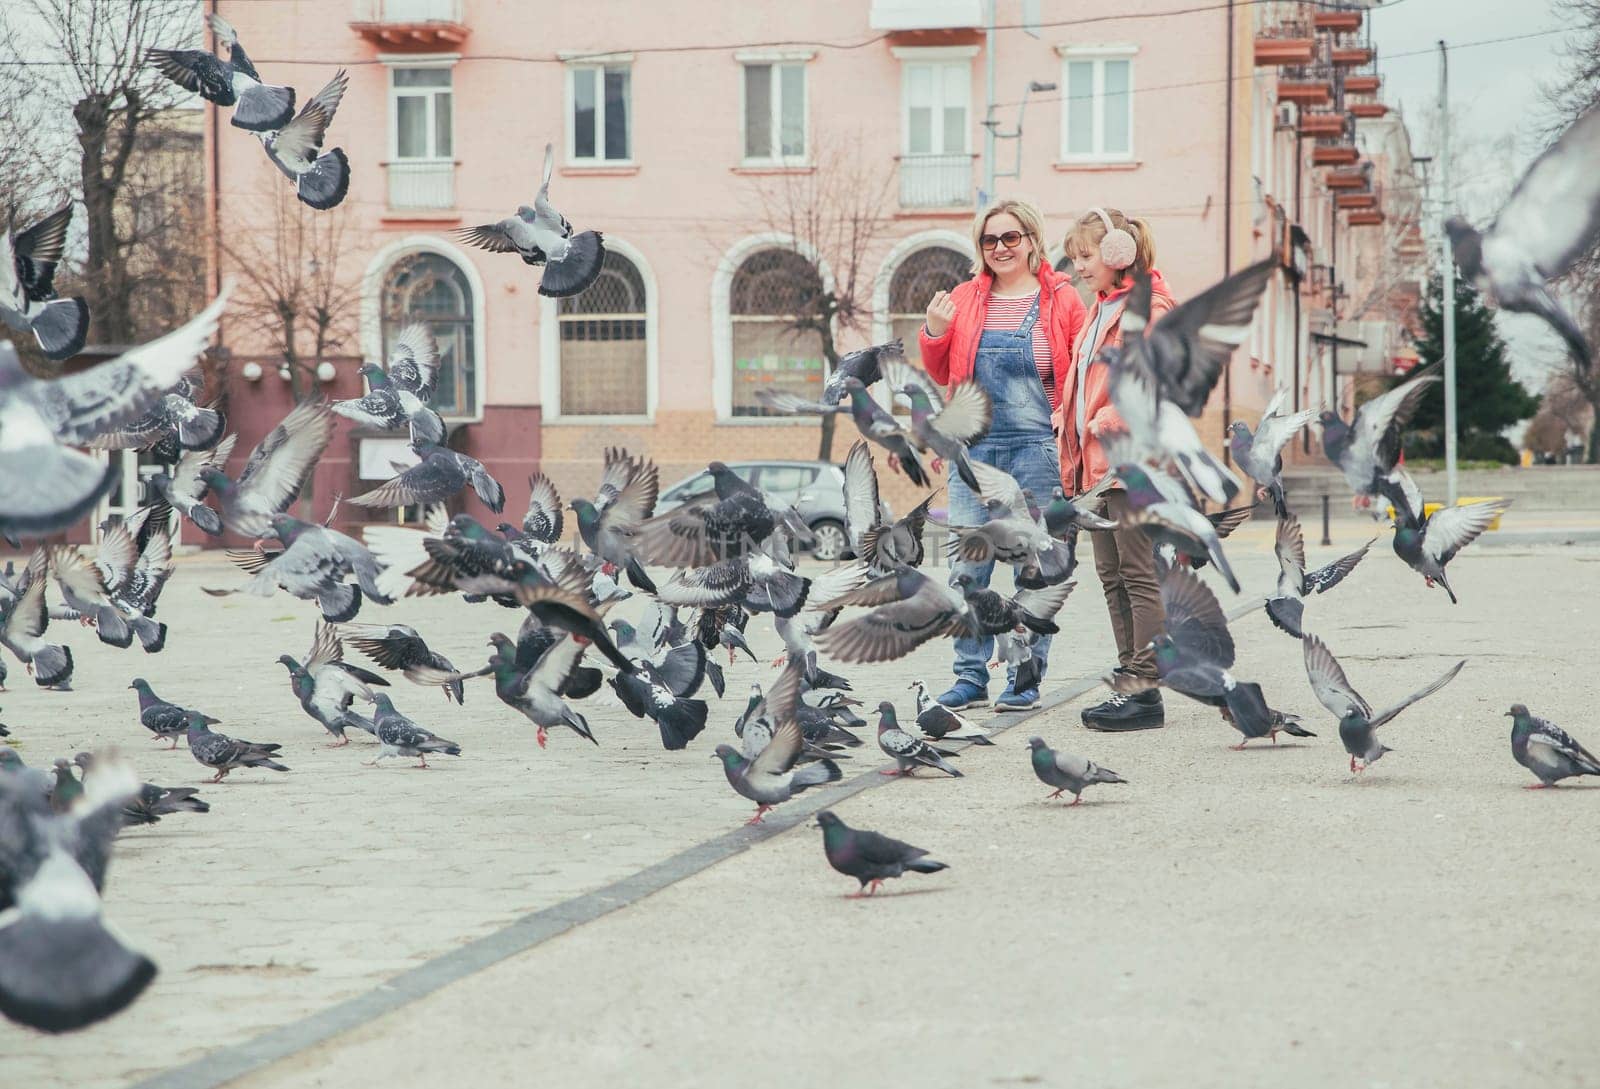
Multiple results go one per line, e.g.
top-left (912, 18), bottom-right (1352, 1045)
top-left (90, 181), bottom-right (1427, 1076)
top-left (1082, 688), bottom-right (1164, 731)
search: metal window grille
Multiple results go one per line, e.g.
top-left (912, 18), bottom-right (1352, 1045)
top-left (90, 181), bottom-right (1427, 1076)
top-left (730, 249), bottom-right (826, 418)
top-left (558, 252), bottom-right (648, 415)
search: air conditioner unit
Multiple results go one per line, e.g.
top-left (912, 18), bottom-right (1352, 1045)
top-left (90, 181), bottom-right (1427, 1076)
top-left (1276, 104), bottom-right (1297, 131)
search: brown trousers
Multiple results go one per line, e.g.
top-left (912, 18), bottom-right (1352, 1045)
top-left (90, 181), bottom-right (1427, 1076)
top-left (1091, 488), bottom-right (1165, 679)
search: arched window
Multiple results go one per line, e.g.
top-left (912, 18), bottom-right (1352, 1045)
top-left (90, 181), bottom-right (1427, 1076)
top-left (556, 250), bottom-right (648, 416)
top-left (730, 248), bottom-right (826, 417)
top-left (380, 251), bottom-right (475, 416)
top-left (889, 246), bottom-right (971, 370)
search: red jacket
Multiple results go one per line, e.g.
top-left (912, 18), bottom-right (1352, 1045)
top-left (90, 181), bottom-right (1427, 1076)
top-left (1055, 270), bottom-right (1177, 493)
top-left (917, 263), bottom-right (1087, 410)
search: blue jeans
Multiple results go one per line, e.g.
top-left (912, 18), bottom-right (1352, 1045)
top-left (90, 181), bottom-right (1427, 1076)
top-left (947, 435), bottom-right (1060, 689)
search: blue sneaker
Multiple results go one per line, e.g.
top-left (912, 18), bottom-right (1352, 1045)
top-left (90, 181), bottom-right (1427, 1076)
top-left (995, 687), bottom-right (1040, 712)
top-left (936, 681), bottom-right (989, 710)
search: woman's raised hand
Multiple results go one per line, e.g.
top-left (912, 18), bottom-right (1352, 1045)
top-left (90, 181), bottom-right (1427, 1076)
top-left (925, 290), bottom-right (956, 338)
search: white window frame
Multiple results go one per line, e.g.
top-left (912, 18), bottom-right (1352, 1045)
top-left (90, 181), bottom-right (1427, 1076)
top-left (538, 237), bottom-right (659, 424)
top-left (383, 54), bottom-right (457, 163)
top-left (562, 51), bottom-right (635, 166)
top-left (736, 49), bottom-right (814, 166)
top-left (892, 46), bottom-right (977, 158)
top-left (1056, 44), bottom-right (1137, 164)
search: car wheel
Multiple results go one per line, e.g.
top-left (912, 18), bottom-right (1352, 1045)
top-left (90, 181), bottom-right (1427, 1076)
top-left (808, 520), bottom-right (849, 562)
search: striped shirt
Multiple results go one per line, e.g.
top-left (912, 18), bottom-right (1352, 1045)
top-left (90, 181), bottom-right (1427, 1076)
top-left (983, 292), bottom-right (1056, 409)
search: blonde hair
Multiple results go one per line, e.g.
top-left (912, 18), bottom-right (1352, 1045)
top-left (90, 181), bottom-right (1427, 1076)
top-left (970, 198), bottom-right (1047, 276)
top-left (1063, 207), bottom-right (1157, 286)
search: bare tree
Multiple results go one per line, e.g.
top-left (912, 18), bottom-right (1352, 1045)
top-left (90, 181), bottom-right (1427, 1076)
top-left (222, 186), bottom-right (359, 404)
top-left (0, 0), bottom-right (199, 344)
top-left (746, 133), bottom-right (896, 460)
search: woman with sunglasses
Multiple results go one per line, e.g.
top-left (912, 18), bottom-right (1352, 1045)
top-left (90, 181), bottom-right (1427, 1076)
top-left (1057, 206), bottom-right (1172, 731)
top-left (918, 198), bottom-right (1086, 712)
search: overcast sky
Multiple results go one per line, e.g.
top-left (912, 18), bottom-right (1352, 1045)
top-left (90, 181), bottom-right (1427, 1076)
top-left (1369, 0), bottom-right (1573, 385)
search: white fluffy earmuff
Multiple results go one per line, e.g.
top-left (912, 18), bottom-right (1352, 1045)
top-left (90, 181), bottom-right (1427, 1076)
top-left (1091, 207), bottom-right (1137, 271)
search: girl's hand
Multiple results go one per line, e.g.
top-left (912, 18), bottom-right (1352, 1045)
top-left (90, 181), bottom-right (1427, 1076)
top-left (925, 290), bottom-right (956, 338)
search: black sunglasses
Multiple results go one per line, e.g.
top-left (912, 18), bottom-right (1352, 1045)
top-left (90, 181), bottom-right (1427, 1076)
top-left (980, 231), bottom-right (1026, 251)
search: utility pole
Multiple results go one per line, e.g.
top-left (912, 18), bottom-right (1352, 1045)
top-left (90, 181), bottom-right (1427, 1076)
top-left (983, 0), bottom-right (997, 202)
top-left (1439, 39), bottom-right (1458, 505)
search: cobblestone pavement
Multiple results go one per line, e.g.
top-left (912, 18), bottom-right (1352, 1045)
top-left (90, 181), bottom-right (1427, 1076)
top-left (5, 523), bottom-right (1599, 1088)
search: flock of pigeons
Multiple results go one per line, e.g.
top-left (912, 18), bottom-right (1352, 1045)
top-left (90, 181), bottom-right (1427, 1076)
top-left (3, 10), bottom-right (1600, 1049)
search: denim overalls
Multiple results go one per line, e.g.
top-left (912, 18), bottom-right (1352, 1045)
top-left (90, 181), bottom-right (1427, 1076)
top-left (945, 292), bottom-right (1062, 692)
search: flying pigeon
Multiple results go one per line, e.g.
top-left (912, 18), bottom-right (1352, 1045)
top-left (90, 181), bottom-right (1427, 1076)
top-left (366, 694), bottom-right (461, 769)
top-left (1382, 488), bottom-right (1511, 604)
top-left (821, 338), bottom-right (906, 405)
top-left (185, 712), bottom-right (289, 782)
top-left (1445, 102), bottom-right (1600, 364)
top-left (608, 642), bottom-right (709, 751)
top-left (1319, 367), bottom-right (1438, 517)
top-left (341, 622), bottom-right (464, 703)
top-left (1265, 513), bottom-right (1373, 638)
top-left (0, 754), bottom-right (155, 1033)
top-left (331, 324), bottom-right (445, 445)
top-left (1506, 703), bottom-right (1600, 788)
top-left (48, 546), bottom-right (167, 652)
top-left (0, 551), bottom-right (73, 689)
top-left (1302, 633), bottom-right (1465, 773)
top-left (85, 374), bottom-right (225, 463)
top-left (1026, 737), bottom-right (1126, 805)
top-left (815, 810), bottom-right (948, 898)
top-left (942, 459), bottom-right (1056, 568)
top-left (0, 203), bottom-right (89, 360)
top-left (713, 663), bottom-right (842, 823)
top-left (569, 448), bottom-right (659, 591)
top-left (454, 142), bottom-right (606, 297)
top-left (755, 378), bottom-right (931, 487)
top-left (890, 365), bottom-right (992, 491)
top-left (1227, 389), bottom-right (1316, 515)
top-left (511, 472), bottom-right (565, 548)
top-left (952, 572), bottom-right (1074, 639)
top-left (210, 512), bottom-right (392, 623)
top-left (875, 701), bottom-right (961, 777)
top-left (770, 562), bottom-right (866, 688)
top-left (907, 680), bottom-right (993, 745)
top-left (200, 399), bottom-right (336, 536)
top-left (815, 567), bottom-right (972, 665)
top-left (348, 440), bottom-right (505, 513)
top-left (256, 69), bottom-right (351, 210)
top-left (147, 12), bottom-right (296, 132)
top-left (841, 440), bottom-right (932, 571)
top-left (0, 291), bottom-right (226, 537)
top-left (144, 434), bottom-right (236, 538)
top-left (129, 678), bottom-right (217, 749)
top-left (277, 622), bottom-right (388, 745)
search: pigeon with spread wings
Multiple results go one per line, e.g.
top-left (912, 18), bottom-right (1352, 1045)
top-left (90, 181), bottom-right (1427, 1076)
top-left (147, 12), bottom-right (295, 132)
top-left (1302, 633), bottom-right (1465, 773)
top-left (0, 204), bottom-right (89, 360)
top-left (454, 143), bottom-right (605, 297)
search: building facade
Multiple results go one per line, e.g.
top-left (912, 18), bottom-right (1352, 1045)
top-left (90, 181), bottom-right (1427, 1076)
top-left (197, 0), bottom-right (1422, 544)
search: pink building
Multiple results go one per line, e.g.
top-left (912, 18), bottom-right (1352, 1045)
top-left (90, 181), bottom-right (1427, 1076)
top-left (197, 0), bottom-right (1418, 544)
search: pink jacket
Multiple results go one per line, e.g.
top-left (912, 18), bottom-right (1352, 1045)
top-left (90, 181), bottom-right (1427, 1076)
top-left (917, 263), bottom-right (1087, 409)
top-left (1055, 270), bottom-right (1177, 493)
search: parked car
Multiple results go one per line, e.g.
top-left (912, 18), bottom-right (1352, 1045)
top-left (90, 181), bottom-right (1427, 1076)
top-left (654, 460), bottom-right (872, 562)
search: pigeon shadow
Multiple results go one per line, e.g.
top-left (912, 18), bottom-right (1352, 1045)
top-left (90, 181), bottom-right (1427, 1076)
top-left (837, 885), bottom-right (954, 902)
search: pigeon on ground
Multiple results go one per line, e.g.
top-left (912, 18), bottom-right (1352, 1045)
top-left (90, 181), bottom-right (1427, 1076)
top-left (815, 567), bottom-right (972, 665)
top-left (608, 642), bottom-right (709, 751)
top-left (366, 694), bottom-right (461, 769)
top-left (815, 810), bottom-right (948, 897)
top-left (331, 324), bottom-right (445, 445)
top-left (145, 435), bottom-right (236, 538)
top-left (1026, 737), bottom-right (1126, 805)
top-left (130, 679), bottom-right (217, 749)
top-left (821, 338), bottom-right (905, 405)
top-left (0, 749), bottom-right (54, 800)
top-left (85, 374), bottom-right (225, 464)
top-left (200, 399), bottom-right (336, 537)
top-left (1265, 513), bottom-right (1373, 637)
top-left (0, 552), bottom-right (73, 689)
top-left (1319, 367), bottom-right (1438, 517)
top-left (713, 664), bottom-right (842, 823)
top-left (0, 754), bottom-right (155, 1033)
top-left (0, 203), bottom-right (89, 360)
top-left (341, 622), bottom-right (464, 703)
top-left (147, 12), bottom-right (295, 131)
top-left (1381, 487), bottom-right (1511, 604)
top-left (256, 68), bottom-right (351, 210)
top-left (209, 512), bottom-right (392, 623)
top-left (908, 680), bottom-right (993, 745)
top-left (72, 754), bottom-right (209, 825)
top-left (184, 712), bottom-right (288, 783)
top-left (1506, 703), bottom-right (1600, 788)
top-left (1227, 390), bottom-right (1316, 516)
top-left (891, 370), bottom-right (992, 491)
top-left (348, 440), bottom-right (505, 513)
top-left (454, 143), bottom-right (606, 297)
top-left (0, 290), bottom-right (227, 538)
top-left (875, 701), bottom-right (961, 777)
top-left (1103, 262), bottom-right (1275, 504)
top-left (842, 440), bottom-right (933, 571)
top-left (1302, 633), bottom-right (1466, 773)
top-left (1445, 102), bottom-right (1600, 364)
top-left (48, 760), bottom-right (82, 815)
top-left (569, 448), bottom-right (659, 591)
top-left (277, 623), bottom-right (388, 745)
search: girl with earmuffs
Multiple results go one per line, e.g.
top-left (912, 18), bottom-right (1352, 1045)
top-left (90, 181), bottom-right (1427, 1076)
top-left (1056, 207), bottom-right (1174, 732)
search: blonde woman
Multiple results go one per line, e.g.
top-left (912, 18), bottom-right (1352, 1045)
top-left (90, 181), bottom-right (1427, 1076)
top-left (1056, 207), bottom-right (1172, 731)
top-left (917, 198), bottom-right (1086, 711)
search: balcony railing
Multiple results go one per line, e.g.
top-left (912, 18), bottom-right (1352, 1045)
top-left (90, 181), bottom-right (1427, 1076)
top-left (898, 153), bottom-right (973, 209)
top-left (350, 0), bottom-right (468, 46)
top-left (386, 160), bottom-right (454, 212)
